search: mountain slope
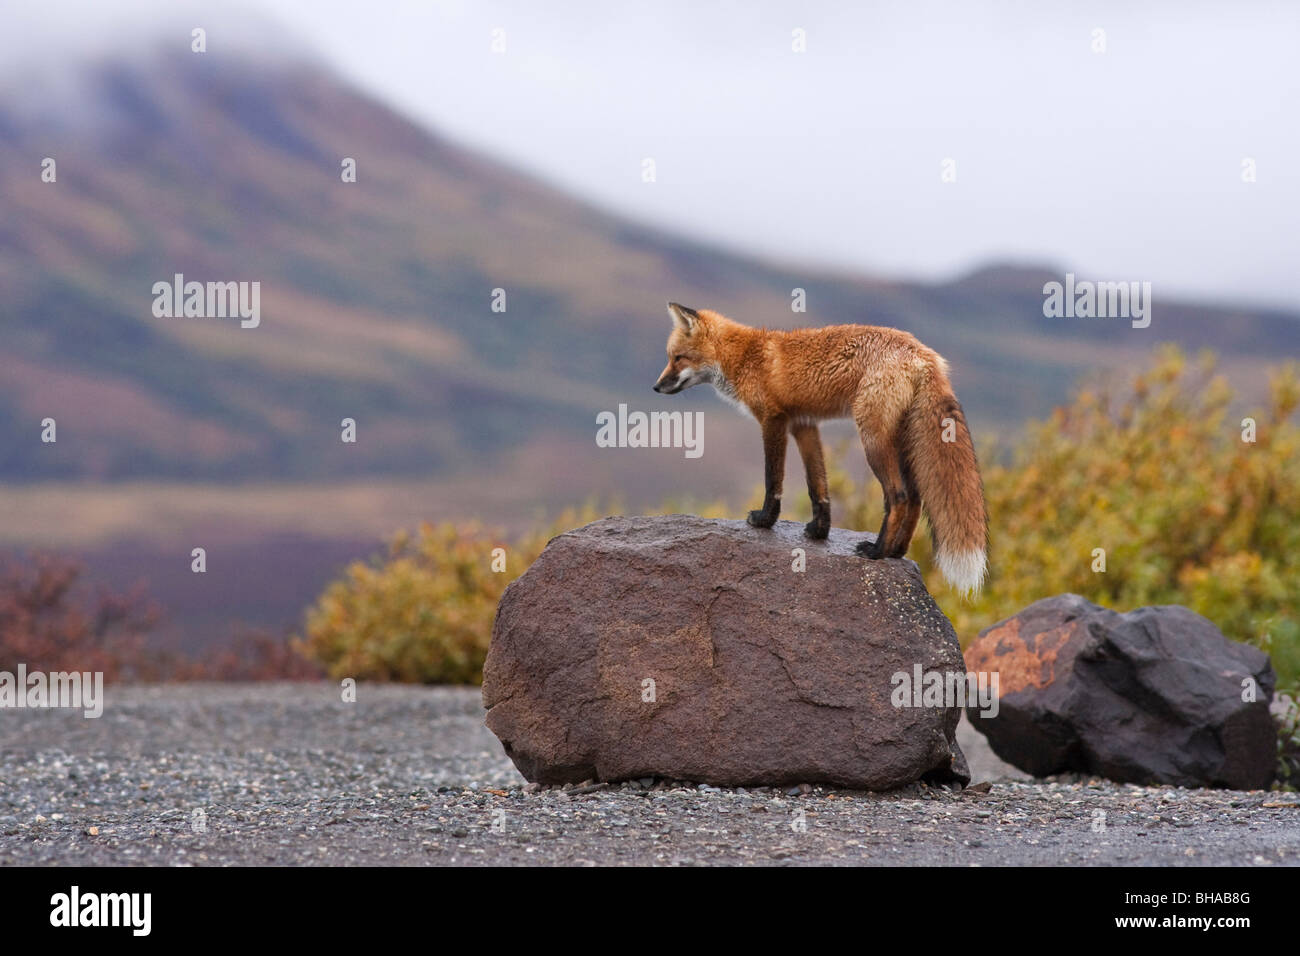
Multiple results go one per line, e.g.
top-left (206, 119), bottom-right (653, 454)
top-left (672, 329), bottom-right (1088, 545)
top-left (2, 51), bottom-right (1297, 500)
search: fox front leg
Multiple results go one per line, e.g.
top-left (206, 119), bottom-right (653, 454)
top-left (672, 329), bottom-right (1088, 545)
top-left (747, 415), bottom-right (788, 529)
top-left (792, 422), bottom-right (830, 540)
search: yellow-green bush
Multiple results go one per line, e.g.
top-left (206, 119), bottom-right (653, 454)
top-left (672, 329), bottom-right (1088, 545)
top-left (297, 504), bottom-right (603, 684)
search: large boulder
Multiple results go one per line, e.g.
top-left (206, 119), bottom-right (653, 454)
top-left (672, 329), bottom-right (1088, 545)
top-left (964, 594), bottom-right (1276, 789)
top-left (482, 515), bottom-right (970, 790)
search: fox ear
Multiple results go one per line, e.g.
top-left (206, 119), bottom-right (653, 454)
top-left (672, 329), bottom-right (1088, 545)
top-left (667, 301), bottom-right (700, 333)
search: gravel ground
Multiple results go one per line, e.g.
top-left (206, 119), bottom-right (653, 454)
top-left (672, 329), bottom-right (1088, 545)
top-left (0, 683), bottom-right (1296, 867)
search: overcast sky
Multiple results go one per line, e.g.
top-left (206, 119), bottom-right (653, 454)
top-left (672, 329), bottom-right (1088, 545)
top-left (7, 0), bottom-right (1299, 309)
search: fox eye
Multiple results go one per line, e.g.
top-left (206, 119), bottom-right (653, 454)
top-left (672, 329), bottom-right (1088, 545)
top-left (674, 354), bottom-right (686, 362)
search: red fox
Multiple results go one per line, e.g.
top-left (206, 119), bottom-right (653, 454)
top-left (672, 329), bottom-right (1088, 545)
top-left (653, 302), bottom-right (987, 595)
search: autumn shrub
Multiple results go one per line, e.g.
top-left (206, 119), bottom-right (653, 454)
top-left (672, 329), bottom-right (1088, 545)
top-left (0, 554), bottom-right (163, 680)
top-left (297, 504), bottom-right (605, 684)
top-left (181, 627), bottom-right (324, 681)
top-left (0, 553), bottom-right (327, 681)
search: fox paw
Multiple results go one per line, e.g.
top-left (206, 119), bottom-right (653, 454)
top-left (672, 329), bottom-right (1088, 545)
top-left (805, 501), bottom-right (830, 540)
top-left (855, 539), bottom-right (884, 559)
top-left (804, 518), bottom-right (829, 540)
top-left (747, 509), bottom-right (778, 529)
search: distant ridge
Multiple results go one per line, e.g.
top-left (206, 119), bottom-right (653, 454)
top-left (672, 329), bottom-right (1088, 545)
top-left (1, 50), bottom-right (1296, 499)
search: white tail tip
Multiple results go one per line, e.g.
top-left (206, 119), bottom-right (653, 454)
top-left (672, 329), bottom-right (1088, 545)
top-left (937, 547), bottom-right (986, 598)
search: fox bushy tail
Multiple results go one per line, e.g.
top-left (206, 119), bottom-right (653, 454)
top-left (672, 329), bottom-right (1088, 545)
top-left (904, 367), bottom-right (988, 596)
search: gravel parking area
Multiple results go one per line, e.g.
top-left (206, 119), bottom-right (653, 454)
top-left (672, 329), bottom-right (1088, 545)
top-left (0, 683), bottom-right (1295, 866)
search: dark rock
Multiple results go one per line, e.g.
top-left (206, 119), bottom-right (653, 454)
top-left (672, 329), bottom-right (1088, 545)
top-left (482, 515), bottom-right (969, 790)
top-left (964, 594), bottom-right (1276, 789)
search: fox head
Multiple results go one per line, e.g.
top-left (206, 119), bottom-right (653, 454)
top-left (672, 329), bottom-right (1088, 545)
top-left (653, 302), bottom-right (715, 394)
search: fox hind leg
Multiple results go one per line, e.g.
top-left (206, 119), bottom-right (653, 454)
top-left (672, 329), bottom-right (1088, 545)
top-left (855, 438), bottom-right (909, 558)
top-left (884, 465), bottom-right (922, 557)
top-left (852, 392), bottom-right (916, 559)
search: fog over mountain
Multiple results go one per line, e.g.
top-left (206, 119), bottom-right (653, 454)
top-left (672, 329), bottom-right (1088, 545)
top-left (1, 24), bottom-right (1296, 649)
top-left (3, 49), bottom-right (1298, 491)
top-left (7, 0), bottom-right (1297, 308)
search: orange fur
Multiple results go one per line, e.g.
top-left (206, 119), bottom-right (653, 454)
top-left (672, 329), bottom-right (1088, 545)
top-left (654, 303), bottom-right (987, 594)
